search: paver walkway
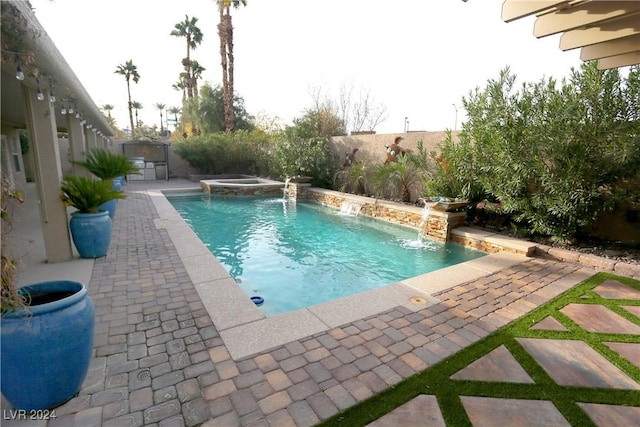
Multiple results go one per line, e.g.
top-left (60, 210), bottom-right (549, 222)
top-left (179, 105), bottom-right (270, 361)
top-left (2, 180), bottom-right (637, 426)
top-left (366, 275), bottom-right (640, 426)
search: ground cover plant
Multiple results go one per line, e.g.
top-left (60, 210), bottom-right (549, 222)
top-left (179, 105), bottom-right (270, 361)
top-left (319, 272), bottom-right (640, 426)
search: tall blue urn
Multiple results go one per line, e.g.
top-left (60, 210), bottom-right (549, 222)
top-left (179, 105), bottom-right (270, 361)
top-left (1, 281), bottom-right (95, 410)
top-left (99, 179), bottom-right (122, 218)
top-left (69, 211), bottom-right (112, 258)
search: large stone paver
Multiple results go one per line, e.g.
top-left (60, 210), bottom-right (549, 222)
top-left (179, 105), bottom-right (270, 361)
top-left (560, 303), bottom-right (640, 334)
top-left (517, 338), bottom-right (640, 389)
top-left (577, 402), bottom-right (640, 427)
top-left (460, 396), bottom-right (571, 427)
top-left (366, 394), bottom-right (445, 427)
top-left (593, 279), bottom-right (640, 300)
top-left (450, 344), bottom-right (534, 383)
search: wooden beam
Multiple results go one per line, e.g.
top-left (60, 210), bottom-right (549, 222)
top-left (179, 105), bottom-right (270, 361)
top-left (581, 33), bottom-right (640, 60)
top-left (534, 1), bottom-right (640, 37)
top-left (559, 13), bottom-right (640, 50)
top-left (501, 0), bottom-right (570, 23)
top-left (597, 51), bottom-right (640, 69)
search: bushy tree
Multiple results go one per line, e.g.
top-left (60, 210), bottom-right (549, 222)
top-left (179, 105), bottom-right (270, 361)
top-left (430, 62), bottom-right (640, 240)
top-left (189, 83), bottom-right (254, 134)
top-left (269, 136), bottom-right (339, 188)
top-left (286, 108), bottom-right (345, 140)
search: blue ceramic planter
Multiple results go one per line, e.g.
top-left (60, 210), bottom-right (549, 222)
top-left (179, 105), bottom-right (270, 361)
top-left (70, 211), bottom-right (112, 258)
top-left (1, 281), bottom-right (95, 410)
top-left (100, 179), bottom-right (122, 218)
top-left (100, 198), bottom-right (117, 219)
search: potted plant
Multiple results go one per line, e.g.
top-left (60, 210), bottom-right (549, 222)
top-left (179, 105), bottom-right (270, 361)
top-left (73, 148), bottom-right (140, 217)
top-left (1, 174), bottom-right (95, 410)
top-left (60, 175), bottom-right (126, 258)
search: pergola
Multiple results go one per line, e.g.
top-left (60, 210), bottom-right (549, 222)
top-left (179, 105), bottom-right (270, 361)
top-left (502, 0), bottom-right (640, 70)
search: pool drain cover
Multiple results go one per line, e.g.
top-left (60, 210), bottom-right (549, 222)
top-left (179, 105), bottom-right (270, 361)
top-left (137, 369), bottom-right (151, 380)
top-left (410, 296), bottom-right (427, 305)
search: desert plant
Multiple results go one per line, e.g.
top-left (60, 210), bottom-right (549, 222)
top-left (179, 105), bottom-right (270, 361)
top-left (60, 176), bottom-right (126, 214)
top-left (74, 148), bottom-right (139, 180)
top-left (372, 154), bottom-right (426, 203)
top-left (334, 161), bottom-right (371, 196)
top-left (1, 173), bottom-right (26, 315)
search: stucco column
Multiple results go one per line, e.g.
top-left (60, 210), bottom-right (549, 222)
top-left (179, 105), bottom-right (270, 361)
top-left (67, 113), bottom-right (88, 177)
top-left (85, 127), bottom-right (98, 150)
top-left (23, 86), bottom-right (73, 262)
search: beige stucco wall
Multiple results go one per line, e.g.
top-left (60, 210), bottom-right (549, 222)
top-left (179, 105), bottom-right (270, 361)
top-left (329, 131), bottom-right (458, 165)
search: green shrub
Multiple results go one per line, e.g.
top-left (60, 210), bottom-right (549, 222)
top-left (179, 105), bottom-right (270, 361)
top-left (269, 136), bottom-right (339, 188)
top-left (372, 154), bottom-right (426, 203)
top-left (173, 130), bottom-right (272, 176)
top-left (431, 62), bottom-right (640, 240)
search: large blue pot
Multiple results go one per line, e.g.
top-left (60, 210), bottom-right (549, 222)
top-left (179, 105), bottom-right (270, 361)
top-left (1, 281), bottom-right (95, 410)
top-left (100, 179), bottom-right (122, 218)
top-left (100, 199), bottom-right (117, 219)
top-left (70, 211), bottom-right (112, 258)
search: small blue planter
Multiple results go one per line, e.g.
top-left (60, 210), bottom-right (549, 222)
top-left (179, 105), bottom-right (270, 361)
top-left (1, 281), bottom-right (95, 410)
top-left (70, 211), bottom-right (112, 258)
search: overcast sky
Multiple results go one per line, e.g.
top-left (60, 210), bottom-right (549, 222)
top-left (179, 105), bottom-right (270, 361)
top-left (31, 0), bottom-right (582, 134)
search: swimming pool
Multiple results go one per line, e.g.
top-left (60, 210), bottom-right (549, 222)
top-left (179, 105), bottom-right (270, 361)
top-left (168, 195), bottom-right (486, 316)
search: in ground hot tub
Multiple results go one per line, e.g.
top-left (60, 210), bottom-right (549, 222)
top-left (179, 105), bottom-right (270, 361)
top-left (201, 176), bottom-right (286, 196)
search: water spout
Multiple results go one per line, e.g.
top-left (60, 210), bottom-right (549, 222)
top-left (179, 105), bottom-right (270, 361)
top-left (340, 201), bottom-right (363, 216)
top-left (418, 204), bottom-right (431, 239)
top-left (282, 177), bottom-right (291, 201)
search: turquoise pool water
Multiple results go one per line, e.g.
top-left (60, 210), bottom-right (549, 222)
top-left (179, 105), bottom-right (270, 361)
top-left (168, 195), bottom-right (486, 316)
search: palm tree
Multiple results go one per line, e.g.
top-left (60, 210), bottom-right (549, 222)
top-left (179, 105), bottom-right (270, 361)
top-left (101, 104), bottom-right (114, 119)
top-left (131, 101), bottom-right (143, 129)
top-left (167, 106), bottom-right (181, 131)
top-left (114, 60), bottom-right (140, 136)
top-left (155, 102), bottom-right (166, 134)
top-left (216, 0), bottom-right (247, 133)
top-left (189, 60), bottom-right (206, 98)
top-left (170, 16), bottom-right (203, 100)
top-left (172, 78), bottom-right (187, 102)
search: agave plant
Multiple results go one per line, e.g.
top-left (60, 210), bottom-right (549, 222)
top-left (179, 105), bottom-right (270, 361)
top-left (74, 148), bottom-right (139, 180)
top-left (60, 176), bottom-right (126, 214)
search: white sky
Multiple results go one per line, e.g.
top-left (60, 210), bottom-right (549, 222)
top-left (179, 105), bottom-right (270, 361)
top-left (31, 0), bottom-right (582, 134)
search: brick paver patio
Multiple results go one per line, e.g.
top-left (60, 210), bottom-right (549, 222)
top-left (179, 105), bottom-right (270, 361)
top-left (2, 180), bottom-right (636, 426)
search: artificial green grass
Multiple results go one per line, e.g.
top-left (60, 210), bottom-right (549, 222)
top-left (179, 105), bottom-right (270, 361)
top-left (318, 272), bottom-right (640, 426)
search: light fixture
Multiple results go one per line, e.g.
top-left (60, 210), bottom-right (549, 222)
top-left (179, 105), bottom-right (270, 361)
top-left (61, 103), bottom-right (67, 115)
top-left (16, 64), bottom-right (24, 81)
top-left (86, 123), bottom-right (92, 129)
top-left (92, 128), bottom-right (97, 133)
top-left (48, 78), bottom-right (56, 103)
top-left (15, 54), bottom-right (25, 80)
top-left (36, 78), bottom-right (44, 101)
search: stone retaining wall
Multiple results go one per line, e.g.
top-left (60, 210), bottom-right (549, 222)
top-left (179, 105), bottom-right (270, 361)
top-left (536, 245), bottom-right (640, 279)
top-left (291, 184), bottom-right (465, 242)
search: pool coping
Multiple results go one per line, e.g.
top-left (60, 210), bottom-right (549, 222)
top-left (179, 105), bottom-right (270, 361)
top-left (149, 187), bottom-right (529, 360)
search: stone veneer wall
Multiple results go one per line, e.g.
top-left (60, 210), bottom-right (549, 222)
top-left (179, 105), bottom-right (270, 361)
top-left (291, 184), bottom-right (465, 242)
top-left (201, 183), bottom-right (284, 197)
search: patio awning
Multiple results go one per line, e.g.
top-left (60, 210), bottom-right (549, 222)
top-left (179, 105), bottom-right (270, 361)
top-left (502, 0), bottom-right (640, 70)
